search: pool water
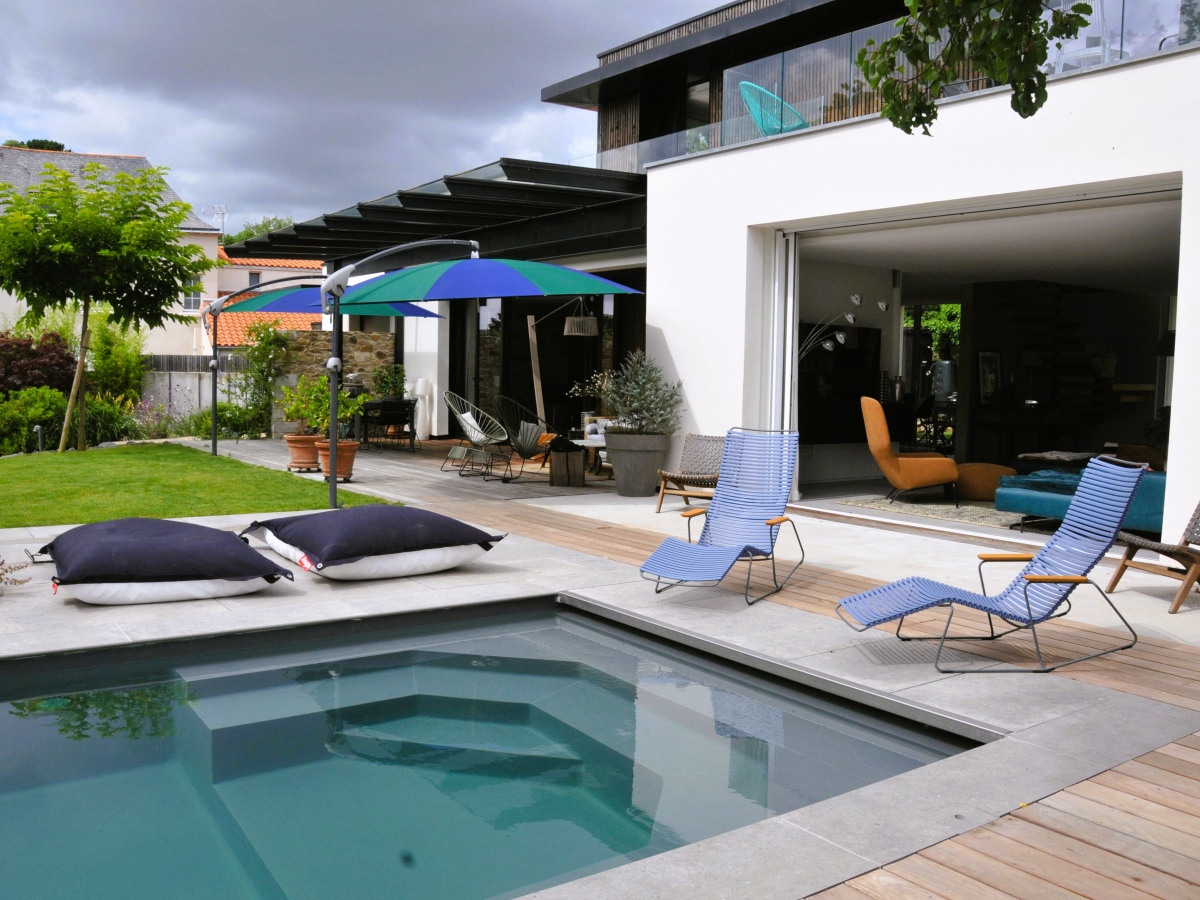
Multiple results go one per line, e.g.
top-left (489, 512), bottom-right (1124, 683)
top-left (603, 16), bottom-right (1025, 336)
top-left (0, 609), bottom-right (971, 898)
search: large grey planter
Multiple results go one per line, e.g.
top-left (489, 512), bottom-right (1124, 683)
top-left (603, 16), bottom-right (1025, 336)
top-left (605, 432), bottom-right (671, 497)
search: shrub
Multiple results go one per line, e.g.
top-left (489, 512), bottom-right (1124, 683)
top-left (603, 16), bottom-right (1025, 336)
top-left (84, 392), bottom-right (142, 445)
top-left (569, 350), bottom-right (683, 435)
top-left (372, 362), bottom-right (406, 397)
top-left (0, 386), bottom-right (68, 454)
top-left (133, 387), bottom-right (193, 439)
top-left (180, 403), bottom-right (259, 439)
top-left (239, 321), bottom-right (290, 434)
top-left (88, 318), bottom-right (146, 399)
top-left (0, 331), bottom-right (76, 394)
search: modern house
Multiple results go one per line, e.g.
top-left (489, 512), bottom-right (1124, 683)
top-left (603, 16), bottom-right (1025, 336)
top-left (542, 0), bottom-right (1197, 539)
top-left (0, 146), bottom-right (220, 354)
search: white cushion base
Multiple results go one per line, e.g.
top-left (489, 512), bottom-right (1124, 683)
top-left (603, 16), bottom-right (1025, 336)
top-left (61, 578), bottom-right (268, 606)
top-left (260, 530), bottom-right (486, 580)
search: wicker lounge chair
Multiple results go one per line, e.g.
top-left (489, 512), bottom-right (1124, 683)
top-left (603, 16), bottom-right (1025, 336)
top-left (640, 429), bottom-right (804, 604)
top-left (1107, 499), bottom-right (1200, 614)
top-left (656, 433), bottom-right (724, 513)
top-left (836, 455), bottom-right (1146, 673)
top-left (442, 391), bottom-right (509, 479)
top-left (494, 395), bottom-right (554, 482)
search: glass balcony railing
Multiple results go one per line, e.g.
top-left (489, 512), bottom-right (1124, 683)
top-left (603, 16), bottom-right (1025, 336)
top-left (573, 0), bottom-right (1197, 174)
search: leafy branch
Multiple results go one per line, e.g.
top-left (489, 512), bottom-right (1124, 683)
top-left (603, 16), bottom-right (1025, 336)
top-left (857, 0), bottom-right (1092, 135)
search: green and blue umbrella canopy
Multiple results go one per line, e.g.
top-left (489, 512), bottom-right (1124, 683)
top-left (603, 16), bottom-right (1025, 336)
top-left (340, 258), bottom-right (642, 305)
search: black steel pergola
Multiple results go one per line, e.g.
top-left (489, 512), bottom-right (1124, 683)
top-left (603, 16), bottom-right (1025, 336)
top-left (223, 159), bottom-right (646, 270)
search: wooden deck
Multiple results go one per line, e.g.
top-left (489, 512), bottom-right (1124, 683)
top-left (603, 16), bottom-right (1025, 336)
top-left (415, 498), bottom-right (1200, 898)
top-left (815, 733), bottom-right (1200, 899)
top-left (211, 437), bottom-right (1200, 896)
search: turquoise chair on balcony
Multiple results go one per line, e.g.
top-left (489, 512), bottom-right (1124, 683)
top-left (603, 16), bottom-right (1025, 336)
top-left (739, 82), bottom-right (810, 136)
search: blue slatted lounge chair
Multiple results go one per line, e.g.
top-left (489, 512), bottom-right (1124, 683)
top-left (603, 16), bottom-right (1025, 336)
top-left (640, 428), bottom-right (804, 605)
top-left (836, 455), bottom-right (1146, 673)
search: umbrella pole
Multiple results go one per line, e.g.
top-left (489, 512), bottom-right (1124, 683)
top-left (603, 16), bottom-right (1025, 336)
top-left (329, 296), bottom-right (342, 509)
top-left (528, 314), bottom-right (546, 422)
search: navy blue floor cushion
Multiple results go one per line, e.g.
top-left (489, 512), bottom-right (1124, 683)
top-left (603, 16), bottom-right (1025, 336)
top-left (242, 506), bottom-right (506, 580)
top-left (43, 518), bottom-right (293, 605)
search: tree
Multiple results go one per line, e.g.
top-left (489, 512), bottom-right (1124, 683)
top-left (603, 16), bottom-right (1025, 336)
top-left (4, 139), bottom-right (70, 151)
top-left (222, 215), bottom-right (293, 245)
top-left (857, 1), bottom-right (1093, 135)
top-left (0, 162), bottom-right (215, 450)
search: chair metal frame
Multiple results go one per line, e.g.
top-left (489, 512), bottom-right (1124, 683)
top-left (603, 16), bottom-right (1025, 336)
top-left (441, 391), bottom-right (510, 479)
top-left (493, 395), bottom-right (555, 483)
top-left (640, 428), bottom-right (805, 605)
top-left (836, 456), bottom-right (1146, 673)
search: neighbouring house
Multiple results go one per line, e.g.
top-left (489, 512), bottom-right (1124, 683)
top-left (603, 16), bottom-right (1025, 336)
top-left (0, 145), bottom-right (220, 355)
top-left (540, 0), bottom-right (1197, 539)
top-left (200, 247), bottom-right (327, 354)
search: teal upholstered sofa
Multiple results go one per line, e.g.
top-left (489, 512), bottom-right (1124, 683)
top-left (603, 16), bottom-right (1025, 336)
top-left (995, 468), bottom-right (1166, 534)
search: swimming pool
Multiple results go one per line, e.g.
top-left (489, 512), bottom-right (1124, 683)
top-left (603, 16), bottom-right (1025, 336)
top-left (0, 605), bottom-right (972, 899)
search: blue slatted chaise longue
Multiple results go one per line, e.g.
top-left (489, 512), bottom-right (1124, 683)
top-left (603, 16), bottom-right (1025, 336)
top-left (836, 455), bottom-right (1146, 673)
top-left (640, 428), bottom-right (804, 605)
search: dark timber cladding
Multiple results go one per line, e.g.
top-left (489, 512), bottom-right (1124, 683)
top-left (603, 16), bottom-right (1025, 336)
top-left (542, 0), bottom-right (904, 112)
top-left (222, 159), bottom-right (646, 266)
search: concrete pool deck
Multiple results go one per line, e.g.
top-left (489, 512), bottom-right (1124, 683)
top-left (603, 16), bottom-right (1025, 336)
top-left (3, 439), bottom-right (1200, 897)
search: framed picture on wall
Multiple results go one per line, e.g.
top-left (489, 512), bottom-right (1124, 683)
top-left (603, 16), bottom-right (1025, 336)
top-left (977, 351), bottom-right (1002, 406)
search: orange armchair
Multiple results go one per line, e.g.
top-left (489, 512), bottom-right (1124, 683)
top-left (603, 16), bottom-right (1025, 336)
top-left (860, 397), bottom-right (959, 505)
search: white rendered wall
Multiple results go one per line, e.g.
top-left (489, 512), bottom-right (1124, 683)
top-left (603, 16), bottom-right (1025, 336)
top-left (646, 47), bottom-right (1200, 537)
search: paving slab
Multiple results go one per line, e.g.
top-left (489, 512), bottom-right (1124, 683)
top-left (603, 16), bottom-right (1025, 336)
top-left (524, 816), bottom-right (874, 900)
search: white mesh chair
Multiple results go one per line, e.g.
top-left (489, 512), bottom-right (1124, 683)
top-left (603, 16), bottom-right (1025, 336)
top-left (442, 391), bottom-right (510, 479)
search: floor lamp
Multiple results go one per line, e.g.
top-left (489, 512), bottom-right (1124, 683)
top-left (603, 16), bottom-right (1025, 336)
top-left (527, 296), bottom-right (598, 423)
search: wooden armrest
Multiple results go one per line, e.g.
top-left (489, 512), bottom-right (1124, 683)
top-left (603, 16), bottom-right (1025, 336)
top-left (978, 553), bottom-right (1035, 562)
top-left (681, 508), bottom-right (708, 519)
top-left (765, 516), bottom-right (791, 526)
top-left (1023, 574), bottom-right (1089, 583)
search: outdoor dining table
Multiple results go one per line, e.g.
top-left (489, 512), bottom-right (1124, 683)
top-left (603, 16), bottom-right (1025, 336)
top-left (358, 398), bottom-right (418, 452)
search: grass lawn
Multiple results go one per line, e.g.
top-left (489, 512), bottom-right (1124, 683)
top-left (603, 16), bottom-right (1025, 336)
top-left (0, 443), bottom-right (385, 528)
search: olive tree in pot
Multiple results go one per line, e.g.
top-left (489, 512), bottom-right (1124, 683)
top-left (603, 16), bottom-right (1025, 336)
top-left (575, 351), bottom-right (683, 497)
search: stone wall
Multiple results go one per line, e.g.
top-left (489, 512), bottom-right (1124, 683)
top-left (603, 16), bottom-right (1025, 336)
top-left (284, 330), bottom-right (394, 383)
top-left (271, 330), bottom-right (395, 437)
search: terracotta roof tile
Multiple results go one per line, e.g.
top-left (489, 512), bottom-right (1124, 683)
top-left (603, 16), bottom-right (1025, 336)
top-left (217, 246), bottom-right (323, 269)
top-left (206, 311), bottom-right (324, 347)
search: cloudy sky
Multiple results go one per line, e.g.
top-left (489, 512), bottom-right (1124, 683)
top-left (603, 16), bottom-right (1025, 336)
top-left (0, 0), bottom-right (705, 234)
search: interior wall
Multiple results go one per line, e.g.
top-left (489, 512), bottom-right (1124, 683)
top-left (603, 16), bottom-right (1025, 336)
top-left (793, 258), bottom-right (895, 483)
top-left (968, 282), bottom-right (1163, 461)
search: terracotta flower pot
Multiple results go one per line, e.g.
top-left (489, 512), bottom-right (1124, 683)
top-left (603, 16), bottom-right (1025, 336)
top-left (315, 439), bottom-right (359, 482)
top-left (284, 433), bottom-right (322, 472)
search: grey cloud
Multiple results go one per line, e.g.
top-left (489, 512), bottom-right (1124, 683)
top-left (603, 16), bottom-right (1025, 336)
top-left (0, 0), bottom-right (704, 232)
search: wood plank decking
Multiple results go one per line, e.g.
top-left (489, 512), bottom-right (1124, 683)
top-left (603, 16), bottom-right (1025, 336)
top-left (814, 733), bottom-right (1200, 899)
top-left (206, 438), bottom-right (1200, 897)
top-left (415, 498), bottom-right (1200, 898)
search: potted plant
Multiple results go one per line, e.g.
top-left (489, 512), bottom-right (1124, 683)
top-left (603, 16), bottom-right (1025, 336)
top-left (573, 350), bottom-right (683, 497)
top-left (372, 362), bottom-right (407, 399)
top-left (279, 375), bottom-right (324, 472)
top-left (307, 375), bottom-right (368, 481)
